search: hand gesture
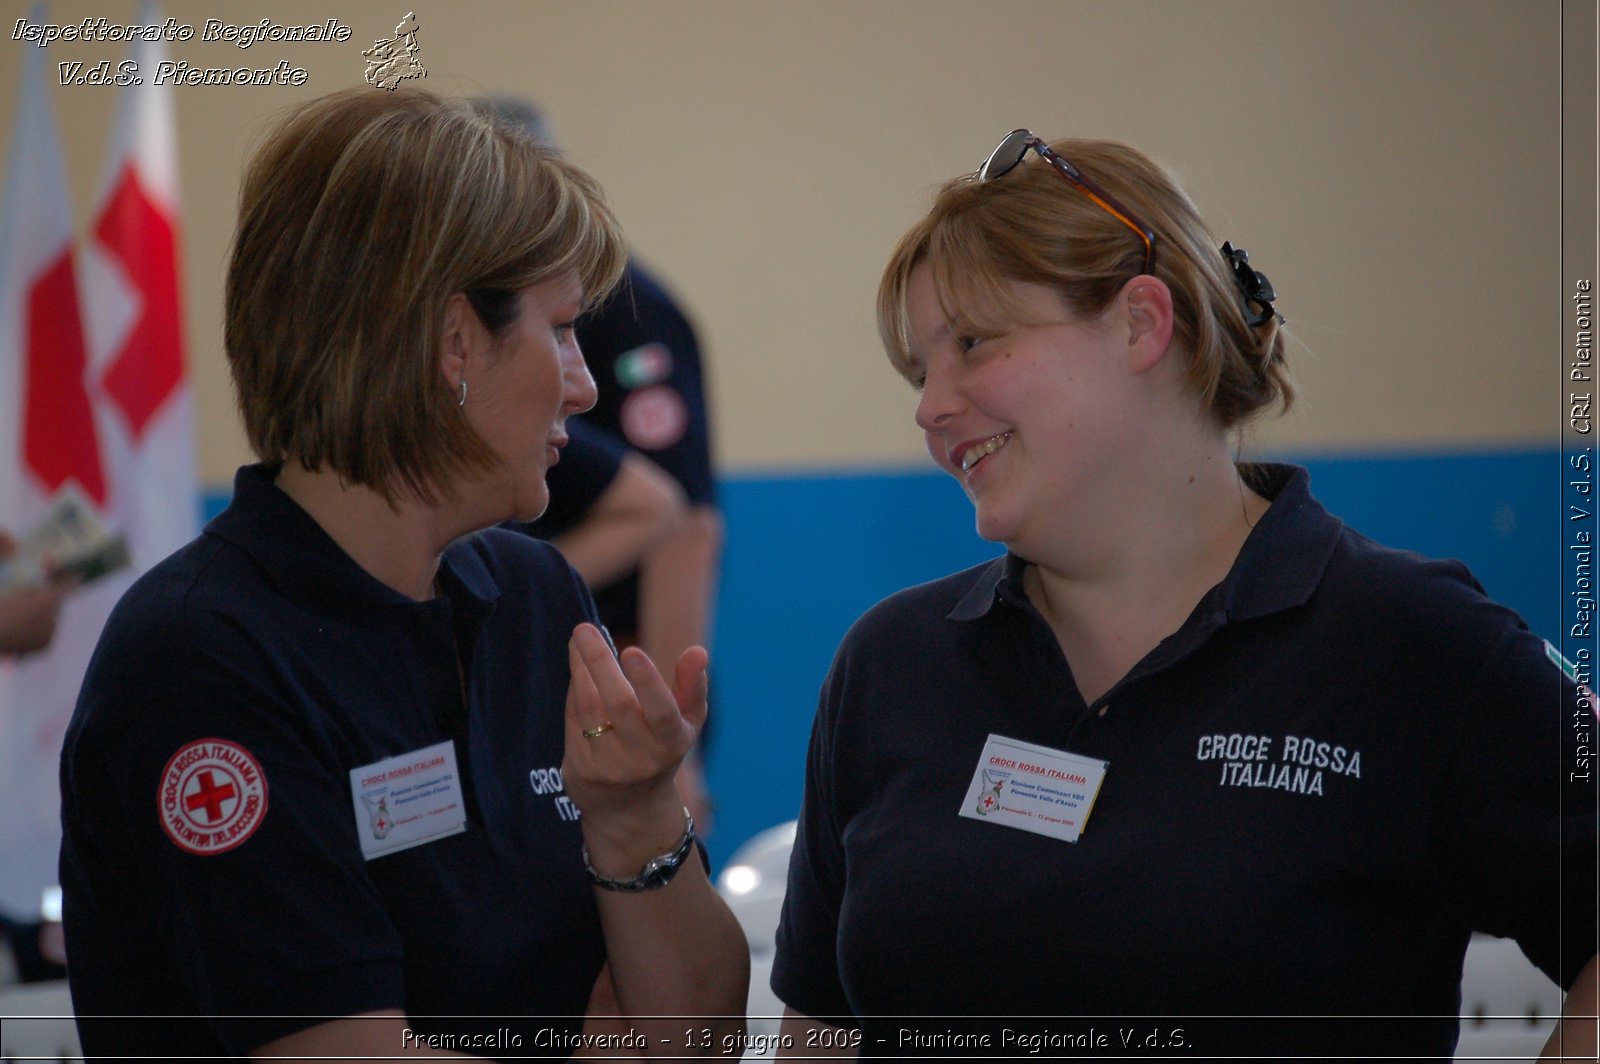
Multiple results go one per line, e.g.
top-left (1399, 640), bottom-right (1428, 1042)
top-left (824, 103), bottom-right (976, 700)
top-left (562, 623), bottom-right (708, 868)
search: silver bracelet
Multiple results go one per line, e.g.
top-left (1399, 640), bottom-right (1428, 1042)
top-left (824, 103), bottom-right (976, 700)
top-left (582, 807), bottom-right (696, 892)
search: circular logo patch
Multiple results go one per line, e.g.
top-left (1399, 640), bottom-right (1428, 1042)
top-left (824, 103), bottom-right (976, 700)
top-left (619, 384), bottom-right (689, 451)
top-left (158, 739), bottom-right (269, 855)
top-left (614, 343), bottom-right (674, 389)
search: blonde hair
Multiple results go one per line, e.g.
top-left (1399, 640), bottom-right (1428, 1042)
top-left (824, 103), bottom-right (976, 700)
top-left (226, 88), bottom-right (628, 503)
top-left (879, 138), bottom-right (1291, 428)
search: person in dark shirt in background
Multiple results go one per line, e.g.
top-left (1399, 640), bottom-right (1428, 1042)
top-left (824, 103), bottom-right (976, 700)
top-left (482, 97), bottom-right (724, 832)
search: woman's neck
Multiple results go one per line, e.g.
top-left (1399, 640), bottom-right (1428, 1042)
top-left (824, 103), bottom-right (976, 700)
top-left (1019, 433), bottom-right (1270, 703)
top-left (274, 461), bottom-right (455, 601)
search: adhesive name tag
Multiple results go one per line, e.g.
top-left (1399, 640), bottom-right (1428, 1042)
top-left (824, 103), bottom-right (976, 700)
top-left (349, 740), bottom-right (468, 860)
top-left (959, 733), bottom-right (1109, 843)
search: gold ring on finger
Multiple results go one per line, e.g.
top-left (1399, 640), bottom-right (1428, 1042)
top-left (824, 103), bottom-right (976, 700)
top-left (582, 721), bottom-right (616, 740)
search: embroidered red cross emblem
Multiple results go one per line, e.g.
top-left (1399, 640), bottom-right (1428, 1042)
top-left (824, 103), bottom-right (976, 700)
top-left (159, 739), bottom-right (269, 856)
top-left (183, 770), bottom-right (238, 824)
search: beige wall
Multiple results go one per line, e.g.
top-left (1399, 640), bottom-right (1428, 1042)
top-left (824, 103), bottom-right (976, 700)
top-left (0, 0), bottom-right (1564, 488)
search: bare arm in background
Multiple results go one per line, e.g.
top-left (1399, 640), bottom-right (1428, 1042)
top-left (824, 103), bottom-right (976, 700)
top-left (0, 530), bottom-right (68, 657)
top-left (636, 503), bottom-right (723, 828)
top-left (553, 454), bottom-right (686, 591)
top-left (636, 504), bottom-right (721, 682)
top-left (0, 583), bottom-right (67, 656)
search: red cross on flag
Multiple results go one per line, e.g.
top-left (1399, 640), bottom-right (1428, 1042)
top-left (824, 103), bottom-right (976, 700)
top-left (80, 0), bottom-right (198, 571)
top-left (0, 0), bottom-right (197, 916)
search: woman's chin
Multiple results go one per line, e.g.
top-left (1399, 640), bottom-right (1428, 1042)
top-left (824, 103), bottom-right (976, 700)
top-left (509, 491), bottom-right (550, 525)
top-left (973, 506), bottom-right (1020, 545)
top-left (471, 477), bottom-right (550, 528)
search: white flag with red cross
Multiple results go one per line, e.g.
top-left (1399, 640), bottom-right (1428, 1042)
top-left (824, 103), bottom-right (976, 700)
top-left (0, 0), bottom-right (197, 916)
top-left (79, 0), bottom-right (197, 572)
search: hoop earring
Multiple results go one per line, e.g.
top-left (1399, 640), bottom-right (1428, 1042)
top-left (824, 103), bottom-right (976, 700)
top-left (458, 379), bottom-right (467, 408)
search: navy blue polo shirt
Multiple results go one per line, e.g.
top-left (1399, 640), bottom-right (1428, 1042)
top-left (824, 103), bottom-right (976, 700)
top-left (773, 464), bottom-right (1596, 1058)
top-left (61, 465), bottom-right (604, 1059)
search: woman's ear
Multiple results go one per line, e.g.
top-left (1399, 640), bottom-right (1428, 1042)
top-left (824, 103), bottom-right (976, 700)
top-left (1120, 276), bottom-right (1174, 375)
top-left (439, 293), bottom-right (475, 393)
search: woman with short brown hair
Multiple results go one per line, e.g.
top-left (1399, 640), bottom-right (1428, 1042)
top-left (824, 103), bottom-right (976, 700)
top-left (62, 88), bottom-right (747, 1059)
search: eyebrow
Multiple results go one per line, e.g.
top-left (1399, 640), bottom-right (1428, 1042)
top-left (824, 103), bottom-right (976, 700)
top-left (897, 344), bottom-right (925, 377)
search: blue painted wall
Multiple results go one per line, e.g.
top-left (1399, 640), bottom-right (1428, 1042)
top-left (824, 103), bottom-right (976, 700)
top-left (203, 448), bottom-right (1562, 868)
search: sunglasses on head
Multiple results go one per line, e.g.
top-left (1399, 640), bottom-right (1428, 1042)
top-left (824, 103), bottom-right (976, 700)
top-left (978, 128), bottom-right (1157, 276)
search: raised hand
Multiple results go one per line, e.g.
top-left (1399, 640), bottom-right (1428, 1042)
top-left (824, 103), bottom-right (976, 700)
top-left (562, 622), bottom-right (708, 871)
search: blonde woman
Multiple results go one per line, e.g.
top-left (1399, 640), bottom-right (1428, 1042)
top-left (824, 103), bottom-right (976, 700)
top-left (773, 131), bottom-right (1595, 1059)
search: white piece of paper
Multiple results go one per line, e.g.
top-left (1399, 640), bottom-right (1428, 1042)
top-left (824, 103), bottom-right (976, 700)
top-left (349, 740), bottom-right (468, 860)
top-left (959, 733), bottom-right (1109, 843)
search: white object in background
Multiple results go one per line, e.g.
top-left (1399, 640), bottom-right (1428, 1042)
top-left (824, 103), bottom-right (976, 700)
top-left (0, 978), bottom-right (80, 1060)
top-left (38, 887), bottom-right (61, 924)
top-left (1454, 932), bottom-right (1561, 1063)
top-left (717, 820), bottom-right (797, 1060)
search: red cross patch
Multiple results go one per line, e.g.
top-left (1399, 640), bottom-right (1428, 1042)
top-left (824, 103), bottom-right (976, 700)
top-left (158, 739), bottom-right (269, 855)
top-left (619, 384), bottom-right (689, 451)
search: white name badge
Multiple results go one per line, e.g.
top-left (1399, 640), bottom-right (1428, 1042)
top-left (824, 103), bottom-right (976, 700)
top-left (349, 740), bottom-right (468, 860)
top-left (959, 733), bottom-right (1109, 843)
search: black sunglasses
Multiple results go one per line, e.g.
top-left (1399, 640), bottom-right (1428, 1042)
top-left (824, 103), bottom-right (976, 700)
top-left (978, 129), bottom-right (1157, 276)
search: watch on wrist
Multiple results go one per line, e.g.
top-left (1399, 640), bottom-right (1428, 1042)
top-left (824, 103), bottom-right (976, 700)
top-left (582, 807), bottom-right (696, 893)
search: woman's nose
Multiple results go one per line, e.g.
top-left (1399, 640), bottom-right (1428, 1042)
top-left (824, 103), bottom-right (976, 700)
top-left (564, 343), bottom-right (598, 415)
top-left (914, 362), bottom-right (961, 433)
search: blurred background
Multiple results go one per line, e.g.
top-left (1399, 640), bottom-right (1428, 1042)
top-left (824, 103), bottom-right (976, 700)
top-left (0, 0), bottom-right (1581, 888)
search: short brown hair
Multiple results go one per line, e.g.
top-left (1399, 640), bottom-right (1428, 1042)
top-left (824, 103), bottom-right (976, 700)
top-left (226, 88), bottom-right (627, 502)
top-left (879, 138), bottom-right (1291, 428)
